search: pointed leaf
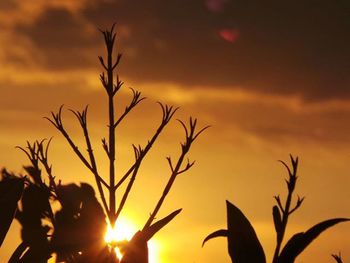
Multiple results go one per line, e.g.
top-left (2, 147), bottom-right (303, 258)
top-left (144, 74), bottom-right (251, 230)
top-left (226, 200), bottom-right (266, 263)
top-left (120, 231), bottom-right (148, 263)
top-left (0, 177), bottom-right (24, 246)
top-left (278, 218), bottom-right (350, 263)
top-left (121, 209), bottom-right (182, 263)
top-left (202, 229), bottom-right (228, 247)
top-left (143, 209), bottom-right (182, 241)
top-left (273, 205), bottom-right (282, 235)
top-left (8, 242), bottom-right (28, 263)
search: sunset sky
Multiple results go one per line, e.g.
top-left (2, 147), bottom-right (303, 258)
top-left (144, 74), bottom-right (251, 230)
top-left (1, 0), bottom-right (350, 262)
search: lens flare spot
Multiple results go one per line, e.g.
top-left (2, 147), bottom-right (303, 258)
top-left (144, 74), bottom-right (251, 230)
top-left (219, 28), bottom-right (240, 43)
top-left (205, 0), bottom-right (229, 12)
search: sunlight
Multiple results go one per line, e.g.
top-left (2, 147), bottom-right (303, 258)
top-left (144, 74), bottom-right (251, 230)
top-left (105, 217), bottom-right (137, 243)
top-left (148, 240), bottom-right (160, 263)
top-left (104, 216), bottom-right (161, 263)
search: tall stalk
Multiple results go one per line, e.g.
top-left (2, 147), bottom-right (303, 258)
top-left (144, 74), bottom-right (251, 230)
top-left (46, 24), bottom-right (207, 235)
top-left (272, 155), bottom-right (304, 263)
top-left (101, 25), bottom-right (118, 224)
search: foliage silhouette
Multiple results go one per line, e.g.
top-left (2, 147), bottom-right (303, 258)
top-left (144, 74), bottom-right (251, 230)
top-left (202, 201), bottom-right (266, 263)
top-left (2, 141), bottom-right (109, 263)
top-left (120, 209), bottom-right (181, 263)
top-left (0, 24), bottom-right (207, 263)
top-left (0, 170), bottom-right (24, 246)
top-left (203, 155), bottom-right (349, 263)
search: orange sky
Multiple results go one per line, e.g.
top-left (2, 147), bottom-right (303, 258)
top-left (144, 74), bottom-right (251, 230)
top-left (1, 1), bottom-right (350, 262)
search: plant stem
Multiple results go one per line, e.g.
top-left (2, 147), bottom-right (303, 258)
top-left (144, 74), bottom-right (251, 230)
top-left (107, 41), bottom-right (116, 225)
top-left (272, 188), bottom-right (293, 263)
top-left (272, 156), bottom-right (299, 263)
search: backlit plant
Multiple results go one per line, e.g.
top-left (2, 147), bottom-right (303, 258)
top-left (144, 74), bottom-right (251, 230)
top-left (0, 24), bottom-right (207, 263)
top-left (202, 155), bottom-right (349, 263)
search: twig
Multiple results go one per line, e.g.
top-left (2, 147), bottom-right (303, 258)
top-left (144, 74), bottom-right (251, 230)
top-left (114, 104), bottom-right (178, 221)
top-left (113, 88), bottom-right (145, 128)
top-left (70, 106), bottom-right (109, 216)
top-left (17, 140), bottom-right (56, 225)
top-left (143, 118), bottom-right (209, 229)
top-left (36, 138), bottom-right (57, 193)
top-left (272, 155), bottom-right (305, 263)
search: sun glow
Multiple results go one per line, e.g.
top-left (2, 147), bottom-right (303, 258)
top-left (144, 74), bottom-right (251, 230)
top-left (104, 217), bottom-right (161, 263)
top-left (105, 217), bottom-right (137, 243)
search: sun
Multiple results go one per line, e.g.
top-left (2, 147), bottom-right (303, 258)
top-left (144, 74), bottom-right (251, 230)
top-left (104, 216), bottom-right (160, 263)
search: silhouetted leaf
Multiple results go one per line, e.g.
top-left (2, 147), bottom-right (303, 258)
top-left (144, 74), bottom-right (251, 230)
top-left (16, 183), bottom-right (52, 262)
top-left (8, 242), bottom-right (27, 263)
top-left (226, 200), bottom-right (266, 263)
top-left (273, 205), bottom-right (282, 235)
top-left (143, 208), bottom-right (182, 241)
top-left (52, 183), bottom-right (106, 262)
top-left (278, 218), bottom-right (350, 263)
top-left (121, 231), bottom-right (148, 263)
top-left (0, 176), bottom-right (24, 246)
top-left (202, 229), bottom-right (228, 247)
top-left (121, 209), bottom-right (182, 263)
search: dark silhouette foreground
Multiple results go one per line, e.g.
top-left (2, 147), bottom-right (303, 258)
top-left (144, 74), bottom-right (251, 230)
top-left (203, 155), bottom-right (349, 263)
top-left (0, 24), bottom-right (207, 263)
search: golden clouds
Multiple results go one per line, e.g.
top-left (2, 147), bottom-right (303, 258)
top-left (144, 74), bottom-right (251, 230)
top-left (0, 1), bottom-right (349, 262)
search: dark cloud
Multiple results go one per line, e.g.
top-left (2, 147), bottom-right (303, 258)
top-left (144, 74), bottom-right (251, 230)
top-left (16, 7), bottom-right (100, 69)
top-left (0, 0), bottom-right (16, 9)
top-left (193, 97), bottom-right (350, 147)
top-left (14, 0), bottom-right (350, 100)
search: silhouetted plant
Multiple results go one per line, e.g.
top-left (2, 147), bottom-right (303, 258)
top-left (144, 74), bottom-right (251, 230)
top-left (332, 252), bottom-right (344, 263)
top-left (0, 24), bottom-right (207, 263)
top-left (0, 169), bottom-right (24, 246)
top-left (202, 155), bottom-right (349, 263)
top-left (7, 140), bottom-right (57, 262)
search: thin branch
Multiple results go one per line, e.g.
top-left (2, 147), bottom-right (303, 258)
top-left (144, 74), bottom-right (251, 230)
top-left (112, 53), bottom-right (122, 70)
top-left (98, 56), bottom-right (108, 70)
top-left (289, 195), bottom-right (305, 215)
top-left (166, 157), bottom-right (174, 172)
top-left (102, 138), bottom-right (109, 156)
top-left (113, 88), bottom-right (145, 128)
top-left (274, 195), bottom-right (285, 213)
top-left (114, 145), bottom-right (144, 221)
top-left (113, 75), bottom-right (123, 96)
top-left (177, 158), bottom-right (195, 175)
top-left (45, 106), bottom-right (94, 172)
top-left (143, 118), bottom-right (208, 229)
top-left (114, 104), bottom-right (178, 221)
top-left (99, 72), bottom-right (108, 91)
top-left (16, 141), bottom-right (39, 171)
top-left (17, 139), bottom-right (56, 225)
top-left (70, 106), bottom-right (109, 215)
top-left (272, 155), bottom-right (302, 263)
top-left (36, 138), bottom-right (57, 193)
top-left (332, 252), bottom-right (343, 263)
top-left (114, 103), bottom-right (178, 191)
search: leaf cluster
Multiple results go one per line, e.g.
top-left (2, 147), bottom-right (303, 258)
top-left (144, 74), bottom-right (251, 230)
top-left (1, 141), bottom-right (113, 263)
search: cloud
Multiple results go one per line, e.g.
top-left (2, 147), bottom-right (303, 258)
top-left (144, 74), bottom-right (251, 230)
top-left (1, 0), bottom-right (348, 101)
top-left (14, 7), bottom-right (99, 69)
top-left (0, 0), bottom-right (16, 9)
top-left (135, 82), bottom-right (350, 146)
